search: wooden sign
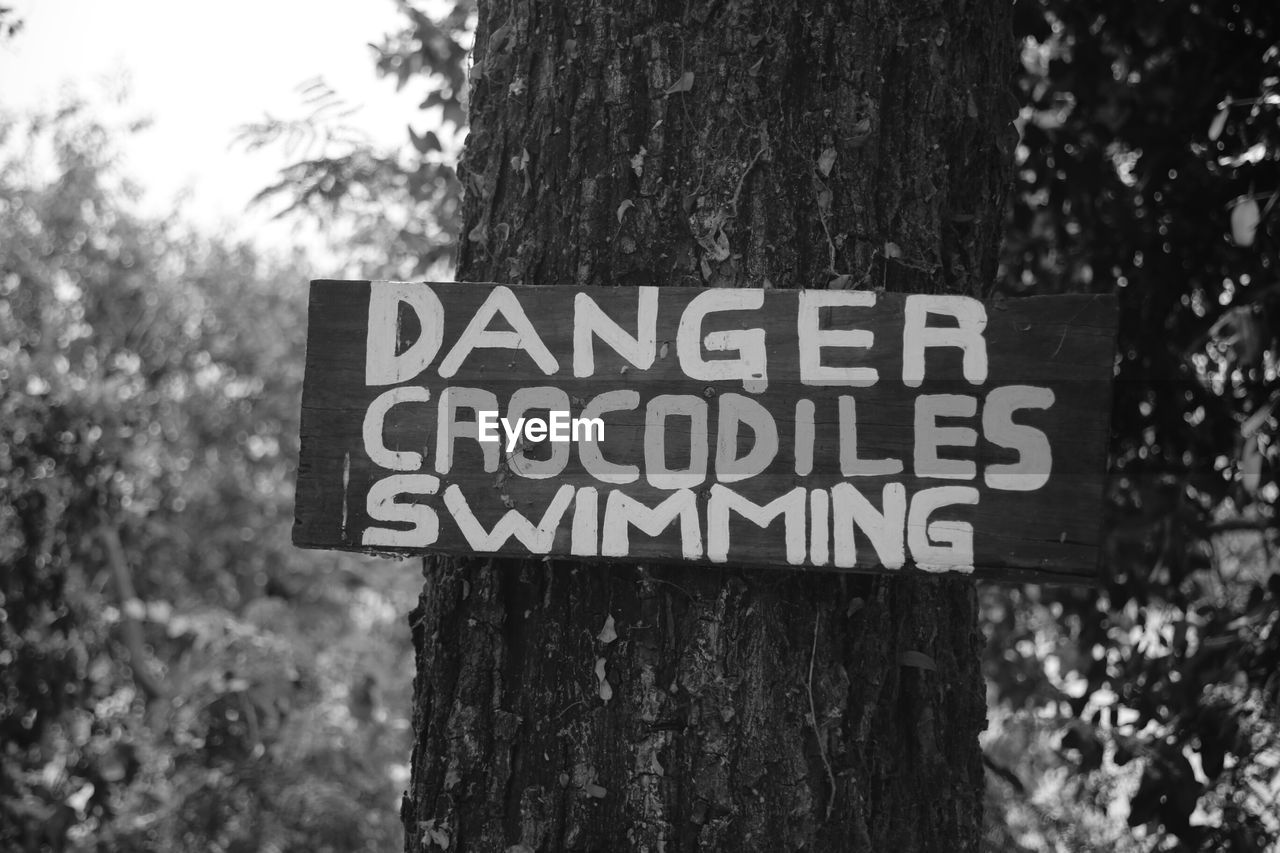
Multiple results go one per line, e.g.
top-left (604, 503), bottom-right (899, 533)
top-left (294, 281), bottom-right (1117, 582)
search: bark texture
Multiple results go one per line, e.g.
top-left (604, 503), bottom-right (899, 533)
top-left (404, 1), bottom-right (1017, 850)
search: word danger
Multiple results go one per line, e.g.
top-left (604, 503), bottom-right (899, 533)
top-left (294, 281), bottom-right (1117, 580)
top-left (363, 282), bottom-right (990, 390)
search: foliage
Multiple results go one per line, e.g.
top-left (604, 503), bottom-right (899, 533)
top-left (236, 0), bottom-right (476, 281)
top-left (0, 102), bottom-right (417, 852)
top-left (985, 1), bottom-right (1280, 850)
top-left (0, 5), bottom-right (21, 39)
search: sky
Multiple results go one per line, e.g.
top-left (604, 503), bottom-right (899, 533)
top-left (0, 0), bottom-right (433, 250)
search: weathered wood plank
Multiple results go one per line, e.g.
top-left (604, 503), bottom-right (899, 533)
top-left (294, 280), bottom-right (1117, 582)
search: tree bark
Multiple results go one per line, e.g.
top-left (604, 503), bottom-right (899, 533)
top-left (404, 1), bottom-right (1017, 850)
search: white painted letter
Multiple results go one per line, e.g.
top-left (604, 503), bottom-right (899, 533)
top-left (438, 286), bottom-right (559, 377)
top-left (797, 290), bottom-right (878, 386)
top-left (579, 391), bottom-right (640, 484)
top-left (810, 488), bottom-right (829, 566)
top-left (983, 385), bottom-right (1055, 491)
top-left (435, 387), bottom-right (500, 474)
top-left (794, 399), bottom-right (815, 477)
top-left (601, 489), bottom-right (702, 560)
top-left (574, 287), bottom-right (658, 376)
top-left (506, 388), bottom-right (570, 480)
top-left (902, 295), bottom-right (988, 386)
top-left (831, 483), bottom-right (906, 570)
top-left (444, 483), bottom-right (574, 553)
top-left (644, 395), bottom-right (708, 490)
top-left (707, 485), bottom-right (807, 565)
top-left (362, 474), bottom-right (440, 547)
top-left (366, 283), bottom-right (444, 385)
top-left (839, 396), bottom-right (904, 476)
top-left (714, 393), bottom-right (779, 483)
top-left (913, 394), bottom-right (978, 480)
top-left (907, 486), bottom-right (978, 572)
top-left (363, 386), bottom-right (431, 471)
top-left (676, 290), bottom-right (768, 393)
top-left (571, 487), bottom-right (599, 556)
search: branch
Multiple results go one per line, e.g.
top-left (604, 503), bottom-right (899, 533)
top-left (1206, 518), bottom-right (1276, 534)
top-left (98, 524), bottom-right (167, 702)
top-left (806, 609), bottom-right (837, 821)
top-left (982, 752), bottom-right (1026, 794)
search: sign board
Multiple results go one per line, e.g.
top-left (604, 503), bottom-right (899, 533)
top-left (294, 281), bottom-right (1117, 582)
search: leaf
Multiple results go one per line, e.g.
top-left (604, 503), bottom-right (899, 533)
top-left (594, 657), bottom-right (607, 682)
top-left (584, 783), bottom-right (608, 799)
top-left (846, 597), bottom-right (865, 617)
top-left (597, 613), bottom-right (618, 643)
top-left (828, 274), bottom-right (852, 290)
top-left (664, 71), bottom-right (695, 95)
top-left (423, 822), bottom-right (451, 849)
top-left (488, 22), bottom-right (512, 55)
top-left (817, 147), bottom-right (837, 177)
top-left (898, 650), bottom-right (937, 671)
top-left (1241, 438), bottom-right (1263, 495)
top-left (883, 241), bottom-right (902, 259)
top-left (598, 679), bottom-right (613, 702)
top-left (615, 199), bottom-right (633, 224)
top-left (813, 178), bottom-right (833, 213)
top-left (1200, 740), bottom-right (1225, 779)
top-left (410, 127), bottom-right (441, 154)
top-left (701, 227), bottom-right (731, 261)
top-left (1231, 197), bottom-right (1260, 246)
top-left (1209, 106), bottom-right (1229, 141)
top-left (630, 147), bottom-right (647, 178)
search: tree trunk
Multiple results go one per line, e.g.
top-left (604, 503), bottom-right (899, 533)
top-left (403, 1), bottom-right (1017, 850)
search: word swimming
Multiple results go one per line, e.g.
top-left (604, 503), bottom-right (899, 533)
top-left (363, 477), bottom-right (982, 572)
top-left (476, 410), bottom-right (605, 452)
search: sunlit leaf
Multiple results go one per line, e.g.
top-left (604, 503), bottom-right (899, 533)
top-left (817, 147), bottom-right (837, 177)
top-left (664, 71), bottom-right (694, 95)
top-left (898, 650), bottom-right (937, 671)
top-left (1230, 197), bottom-right (1260, 246)
top-left (1208, 106), bottom-right (1228, 141)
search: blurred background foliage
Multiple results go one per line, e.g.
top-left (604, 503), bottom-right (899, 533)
top-left (985, 1), bottom-right (1280, 850)
top-left (0, 103), bottom-right (419, 850)
top-left (0, 0), bottom-right (1277, 851)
